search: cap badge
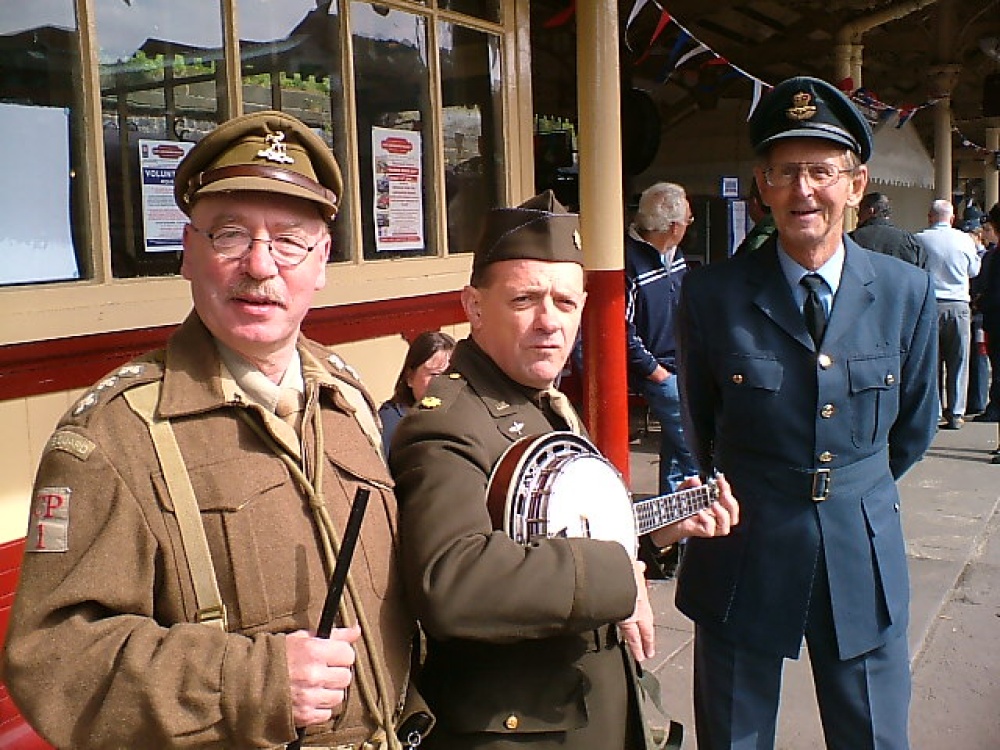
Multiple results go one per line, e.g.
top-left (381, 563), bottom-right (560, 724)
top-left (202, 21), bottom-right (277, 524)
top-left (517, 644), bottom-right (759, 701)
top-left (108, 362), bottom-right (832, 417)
top-left (786, 91), bottom-right (817, 122)
top-left (257, 131), bottom-right (295, 165)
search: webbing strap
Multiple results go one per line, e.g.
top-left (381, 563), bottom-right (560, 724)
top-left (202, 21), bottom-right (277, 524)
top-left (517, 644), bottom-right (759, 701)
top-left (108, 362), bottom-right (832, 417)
top-left (335, 379), bottom-right (386, 462)
top-left (124, 382), bottom-right (227, 631)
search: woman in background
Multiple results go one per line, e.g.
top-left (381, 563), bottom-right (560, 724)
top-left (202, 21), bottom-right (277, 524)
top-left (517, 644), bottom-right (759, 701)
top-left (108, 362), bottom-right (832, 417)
top-left (379, 330), bottom-right (456, 457)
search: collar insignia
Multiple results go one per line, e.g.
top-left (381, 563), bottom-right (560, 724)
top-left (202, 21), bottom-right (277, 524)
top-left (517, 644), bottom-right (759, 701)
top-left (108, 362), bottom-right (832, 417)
top-left (509, 421), bottom-right (525, 436)
top-left (494, 400), bottom-right (510, 411)
top-left (257, 131), bottom-right (295, 165)
top-left (786, 91), bottom-right (817, 121)
top-left (419, 396), bottom-right (442, 410)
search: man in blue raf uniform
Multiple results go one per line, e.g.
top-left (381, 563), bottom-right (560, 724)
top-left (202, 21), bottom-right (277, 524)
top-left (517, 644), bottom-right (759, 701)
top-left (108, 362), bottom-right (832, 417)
top-left (676, 76), bottom-right (938, 750)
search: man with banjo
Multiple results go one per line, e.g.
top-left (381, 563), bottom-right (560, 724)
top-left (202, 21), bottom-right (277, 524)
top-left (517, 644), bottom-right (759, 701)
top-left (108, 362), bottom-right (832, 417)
top-left (389, 190), bottom-right (739, 749)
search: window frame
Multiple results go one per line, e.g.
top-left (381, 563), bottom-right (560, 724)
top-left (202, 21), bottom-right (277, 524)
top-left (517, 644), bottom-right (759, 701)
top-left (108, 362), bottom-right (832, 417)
top-left (0, 0), bottom-right (525, 347)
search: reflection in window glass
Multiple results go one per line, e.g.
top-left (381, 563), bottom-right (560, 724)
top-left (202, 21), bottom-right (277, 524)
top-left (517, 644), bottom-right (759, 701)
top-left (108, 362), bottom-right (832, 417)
top-left (238, 0), bottom-right (351, 263)
top-left (352, 4), bottom-right (434, 260)
top-left (96, 0), bottom-right (224, 279)
top-left (438, 0), bottom-right (500, 24)
top-left (0, 4), bottom-right (85, 286)
top-left (439, 22), bottom-right (503, 255)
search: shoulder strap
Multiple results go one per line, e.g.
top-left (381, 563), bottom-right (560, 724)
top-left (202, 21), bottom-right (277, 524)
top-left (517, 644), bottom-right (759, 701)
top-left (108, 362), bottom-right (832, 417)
top-left (334, 377), bottom-right (386, 462)
top-left (124, 382), bottom-right (227, 631)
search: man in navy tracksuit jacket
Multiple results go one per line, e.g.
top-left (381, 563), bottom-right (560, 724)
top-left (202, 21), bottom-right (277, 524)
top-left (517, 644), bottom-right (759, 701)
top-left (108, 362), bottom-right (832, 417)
top-left (626, 182), bottom-right (699, 496)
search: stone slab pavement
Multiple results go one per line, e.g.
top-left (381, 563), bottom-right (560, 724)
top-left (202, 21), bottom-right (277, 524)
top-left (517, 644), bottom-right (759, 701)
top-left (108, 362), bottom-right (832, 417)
top-left (630, 420), bottom-right (1000, 749)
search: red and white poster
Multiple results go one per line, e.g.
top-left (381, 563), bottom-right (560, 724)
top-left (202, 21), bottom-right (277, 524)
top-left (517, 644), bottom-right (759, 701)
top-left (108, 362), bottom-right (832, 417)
top-left (371, 127), bottom-right (424, 252)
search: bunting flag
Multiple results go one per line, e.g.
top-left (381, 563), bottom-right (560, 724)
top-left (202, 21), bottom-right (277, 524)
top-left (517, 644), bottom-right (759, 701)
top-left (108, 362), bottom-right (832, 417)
top-left (625, 0), bottom-right (652, 47)
top-left (633, 9), bottom-right (673, 65)
top-left (953, 127), bottom-right (1000, 164)
top-left (747, 80), bottom-right (766, 120)
top-left (544, 0), bottom-right (575, 29)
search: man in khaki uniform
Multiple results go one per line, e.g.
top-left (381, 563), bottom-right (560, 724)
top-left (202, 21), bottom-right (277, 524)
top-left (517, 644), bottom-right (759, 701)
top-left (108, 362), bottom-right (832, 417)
top-left (389, 192), bottom-right (739, 749)
top-left (4, 112), bottom-right (418, 749)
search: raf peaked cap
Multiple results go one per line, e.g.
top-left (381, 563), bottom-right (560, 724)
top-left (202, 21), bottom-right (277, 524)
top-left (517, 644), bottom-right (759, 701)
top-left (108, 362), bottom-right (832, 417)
top-left (750, 76), bottom-right (873, 163)
top-left (174, 110), bottom-right (343, 220)
top-left (472, 190), bottom-right (583, 275)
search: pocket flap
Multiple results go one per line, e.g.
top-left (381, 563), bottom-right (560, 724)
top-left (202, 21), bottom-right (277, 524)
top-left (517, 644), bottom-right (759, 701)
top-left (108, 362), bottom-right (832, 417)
top-left (723, 355), bottom-right (783, 391)
top-left (848, 355), bottom-right (900, 394)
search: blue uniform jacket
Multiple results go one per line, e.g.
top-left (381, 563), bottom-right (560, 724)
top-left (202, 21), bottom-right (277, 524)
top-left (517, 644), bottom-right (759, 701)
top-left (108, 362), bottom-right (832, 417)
top-left (675, 236), bottom-right (938, 660)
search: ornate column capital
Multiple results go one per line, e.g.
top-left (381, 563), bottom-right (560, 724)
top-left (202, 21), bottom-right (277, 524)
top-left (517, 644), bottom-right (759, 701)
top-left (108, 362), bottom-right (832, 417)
top-left (927, 64), bottom-right (962, 98)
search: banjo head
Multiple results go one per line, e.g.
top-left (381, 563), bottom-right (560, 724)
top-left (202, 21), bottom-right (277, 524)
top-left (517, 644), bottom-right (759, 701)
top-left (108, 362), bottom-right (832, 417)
top-left (487, 432), bottom-right (637, 557)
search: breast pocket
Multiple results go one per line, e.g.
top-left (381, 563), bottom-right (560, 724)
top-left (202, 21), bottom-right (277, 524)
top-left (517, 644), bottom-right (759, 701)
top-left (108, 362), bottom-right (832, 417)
top-left (720, 354), bottom-right (783, 435)
top-left (153, 457), bottom-right (319, 632)
top-left (847, 354), bottom-right (900, 448)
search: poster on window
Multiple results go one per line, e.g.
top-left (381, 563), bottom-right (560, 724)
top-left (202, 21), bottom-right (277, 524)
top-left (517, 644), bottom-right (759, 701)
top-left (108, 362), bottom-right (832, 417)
top-left (139, 139), bottom-right (195, 253)
top-left (371, 127), bottom-right (424, 252)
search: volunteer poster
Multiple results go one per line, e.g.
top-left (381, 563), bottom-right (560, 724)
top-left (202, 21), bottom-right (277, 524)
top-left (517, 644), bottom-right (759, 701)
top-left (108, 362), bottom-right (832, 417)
top-left (371, 126), bottom-right (424, 252)
top-left (139, 138), bottom-right (195, 253)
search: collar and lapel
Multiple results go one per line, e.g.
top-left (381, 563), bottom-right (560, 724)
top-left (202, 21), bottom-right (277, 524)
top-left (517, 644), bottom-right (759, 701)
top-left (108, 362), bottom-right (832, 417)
top-left (747, 235), bottom-right (876, 351)
top-left (450, 339), bottom-right (554, 443)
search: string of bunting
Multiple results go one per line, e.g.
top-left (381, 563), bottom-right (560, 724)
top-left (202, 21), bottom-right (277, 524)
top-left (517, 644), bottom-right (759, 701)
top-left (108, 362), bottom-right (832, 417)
top-left (543, 0), bottom-right (999, 161)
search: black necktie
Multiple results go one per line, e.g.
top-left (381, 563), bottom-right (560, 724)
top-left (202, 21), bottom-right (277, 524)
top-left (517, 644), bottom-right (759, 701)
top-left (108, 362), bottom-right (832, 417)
top-left (800, 274), bottom-right (827, 345)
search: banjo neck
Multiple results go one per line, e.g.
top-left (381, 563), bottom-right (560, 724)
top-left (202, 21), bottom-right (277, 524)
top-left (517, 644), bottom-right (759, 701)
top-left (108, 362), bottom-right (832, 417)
top-left (633, 481), bottom-right (719, 536)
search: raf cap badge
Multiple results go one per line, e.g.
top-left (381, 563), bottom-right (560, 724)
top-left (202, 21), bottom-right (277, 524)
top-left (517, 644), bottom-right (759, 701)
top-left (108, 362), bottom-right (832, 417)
top-left (786, 91), bottom-right (817, 122)
top-left (257, 131), bottom-right (295, 165)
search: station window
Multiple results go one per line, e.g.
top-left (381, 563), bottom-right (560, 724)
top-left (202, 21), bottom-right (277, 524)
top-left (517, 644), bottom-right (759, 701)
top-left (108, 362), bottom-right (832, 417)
top-left (1, 0), bottom-right (512, 289)
top-left (237, 0), bottom-right (353, 263)
top-left (96, 0), bottom-right (225, 279)
top-left (0, 3), bottom-right (87, 286)
top-left (439, 21), bottom-right (503, 255)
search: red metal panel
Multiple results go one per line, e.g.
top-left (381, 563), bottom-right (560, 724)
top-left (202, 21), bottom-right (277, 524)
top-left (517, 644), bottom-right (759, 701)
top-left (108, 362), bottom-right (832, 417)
top-left (0, 292), bottom-right (464, 402)
top-left (581, 268), bottom-right (631, 479)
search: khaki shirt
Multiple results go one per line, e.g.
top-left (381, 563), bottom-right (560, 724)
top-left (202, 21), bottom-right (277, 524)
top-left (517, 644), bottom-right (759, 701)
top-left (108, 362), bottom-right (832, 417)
top-left (5, 313), bottom-right (414, 749)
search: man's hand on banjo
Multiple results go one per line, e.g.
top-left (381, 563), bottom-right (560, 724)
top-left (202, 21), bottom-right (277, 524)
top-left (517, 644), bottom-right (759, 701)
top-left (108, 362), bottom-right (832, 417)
top-left (649, 473), bottom-right (740, 549)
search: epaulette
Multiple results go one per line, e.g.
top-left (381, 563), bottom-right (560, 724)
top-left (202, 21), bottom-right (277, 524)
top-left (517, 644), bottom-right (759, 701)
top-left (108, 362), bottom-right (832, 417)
top-left (416, 370), bottom-right (465, 412)
top-left (61, 353), bottom-right (166, 427)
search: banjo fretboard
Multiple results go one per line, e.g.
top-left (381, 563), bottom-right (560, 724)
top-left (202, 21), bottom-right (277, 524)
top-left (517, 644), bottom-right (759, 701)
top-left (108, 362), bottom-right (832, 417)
top-left (633, 482), bottom-right (719, 536)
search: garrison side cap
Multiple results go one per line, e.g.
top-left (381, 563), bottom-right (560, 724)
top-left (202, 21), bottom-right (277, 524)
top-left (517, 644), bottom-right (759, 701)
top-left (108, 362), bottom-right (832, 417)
top-left (173, 110), bottom-right (344, 220)
top-left (472, 190), bottom-right (583, 276)
top-left (749, 76), bottom-right (873, 163)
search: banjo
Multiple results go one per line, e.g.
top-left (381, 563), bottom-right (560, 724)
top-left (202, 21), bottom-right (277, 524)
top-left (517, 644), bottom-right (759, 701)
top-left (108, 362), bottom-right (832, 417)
top-left (486, 432), bottom-right (719, 557)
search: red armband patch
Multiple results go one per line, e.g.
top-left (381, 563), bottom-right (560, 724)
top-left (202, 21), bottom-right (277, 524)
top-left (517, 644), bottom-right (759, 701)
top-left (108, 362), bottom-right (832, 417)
top-left (26, 487), bottom-right (71, 552)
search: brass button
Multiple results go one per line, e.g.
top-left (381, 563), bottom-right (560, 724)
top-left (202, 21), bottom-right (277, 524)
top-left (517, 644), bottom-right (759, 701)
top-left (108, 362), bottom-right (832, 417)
top-left (820, 404), bottom-right (835, 418)
top-left (818, 451), bottom-right (834, 463)
top-left (504, 715), bottom-right (519, 730)
top-left (731, 374), bottom-right (744, 385)
top-left (817, 353), bottom-right (833, 369)
top-left (885, 373), bottom-right (895, 385)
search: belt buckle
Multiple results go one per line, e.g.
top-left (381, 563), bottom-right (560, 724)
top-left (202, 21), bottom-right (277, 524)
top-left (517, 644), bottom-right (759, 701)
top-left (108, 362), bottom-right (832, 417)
top-left (811, 468), bottom-right (831, 503)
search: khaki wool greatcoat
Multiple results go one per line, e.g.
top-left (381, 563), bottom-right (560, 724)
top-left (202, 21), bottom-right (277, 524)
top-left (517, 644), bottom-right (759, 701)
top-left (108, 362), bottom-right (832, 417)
top-left (4, 313), bottom-right (414, 749)
top-left (389, 338), bottom-right (647, 750)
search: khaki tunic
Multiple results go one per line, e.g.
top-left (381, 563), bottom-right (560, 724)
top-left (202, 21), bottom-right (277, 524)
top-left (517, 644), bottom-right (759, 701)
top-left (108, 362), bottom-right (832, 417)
top-left (389, 339), bottom-right (643, 750)
top-left (4, 314), bottom-right (414, 749)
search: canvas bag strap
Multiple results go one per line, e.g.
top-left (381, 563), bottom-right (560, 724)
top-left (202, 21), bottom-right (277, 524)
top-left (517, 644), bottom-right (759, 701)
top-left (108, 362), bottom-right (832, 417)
top-left (124, 382), bottom-right (227, 631)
